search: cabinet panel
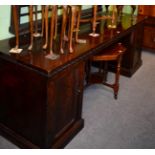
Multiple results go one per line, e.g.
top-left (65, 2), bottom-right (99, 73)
top-left (143, 26), bottom-right (155, 49)
top-left (0, 56), bottom-right (85, 148)
top-left (47, 62), bottom-right (85, 147)
top-left (138, 5), bottom-right (155, 51)
top-left (138, 5), bottom-right (155, 17)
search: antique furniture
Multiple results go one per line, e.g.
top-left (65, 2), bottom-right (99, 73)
top-left (80, 5), bottom-right (116, 37)
top-left (0, 13), bottom-right (145, 148)
top-left (90, 5), bottom-right (116, 37)
top-left (44, 5), bottom-right (59, 60)
top-left (28, 5), bottom-right (45, 50)
top-left (33, 5), bottom-right (42, 37)
top-left (138, 5), bottom-right (155, 50)
top-left (28, 5), bottom-right (34, 50)
top-left (87, 43), bottom-right (126, 99)
top-left (9, 5), bottom-right (23, 54)
top-left (28, 5), bottom-right (59, 60)
top-left (60, 5), bottom-right (86, 54)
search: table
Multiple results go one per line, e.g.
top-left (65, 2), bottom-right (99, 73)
top-left (0, 14), bottom-right (145, 148)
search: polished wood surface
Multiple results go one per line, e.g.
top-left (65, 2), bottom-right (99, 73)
top-left (0, 14), bottom-right (145, 76)
top-left (0, 13), bottom-right (145, 148)
top-left (138, 5), bottom-right (155, 50)
top-left (138, 5), bottom-right (155, 17)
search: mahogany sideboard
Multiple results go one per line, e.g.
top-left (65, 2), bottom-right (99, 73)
top-left (0, 14), bottom-right (145, 148)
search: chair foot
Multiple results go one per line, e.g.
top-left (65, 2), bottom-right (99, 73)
top-left (114, 93), bottom-right (118, 100)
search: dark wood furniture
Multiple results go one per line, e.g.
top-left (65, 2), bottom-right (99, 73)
top-left (87, 43), bottom-right (126, 99)
top-left (0, 14), bottom-right (145, 148)
top-left (60, 5), bottom-right (86, 54)
top-left (138, 5), bottom-right (155, 50)
top-left (87, 5), bottom-right (115, 37)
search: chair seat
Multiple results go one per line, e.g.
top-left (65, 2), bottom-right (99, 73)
top-left (92, 43), bottom-right (126, 61)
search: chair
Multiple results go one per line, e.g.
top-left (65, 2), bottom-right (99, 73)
top-left (87, 43), bottom-right (126, 99)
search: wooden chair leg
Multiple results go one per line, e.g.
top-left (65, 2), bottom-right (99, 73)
top-left (12, 5), bottom-right (19, 49)
top-left (41, 5), bottom-right (45, 37)
top-left (45, 5), bottom-right (59, 60)
top-left (111, 5), bottom-right (116, 28)
top-left (92, 5), bottom-right (97, 35)
top-left (60, 5), bottom-right (67, 54)
top-left (28, 5), bottom-right (34, 50)
top-left (113, 55), bottom-right (122, 99)
top-left (89, 5), bottom-right (99, 37)
top-left (75, 6), bottom-right (86, 44)
top-left (33, 5), bottom-right (41, 37)
top-left (68, 6), bottom-right (76, 53)
top-left (49, 5), bottom-right (56, 54)
top-left (9, 5), bottom-right (23, 53)
top-left (43, 5), bottom-right (49, 49)
top-left (54, 6), bottom-right (58, 40)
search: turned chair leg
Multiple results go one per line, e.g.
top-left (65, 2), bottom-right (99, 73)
top-left (45, 5), bottom-right (59, 60)
top-left (54, 6), bottom-right (58, 40)
top-left (75, 6), bottom-right (86, 44)
top-left (33, 5), bottom-right (39, 37)
top-left (28, 5), bottom-right (34, 50)
top-left (49, 5), bottom-right (56, 54)
top-left (89, 5), bottom-right (100, 37)
top-left (68, 6), bottom-right (76, 53)
top-left (92, 5), bottom-right (97, 35)
top-left (60, 5), bottom-right (67, 54)
top-left (41, 5), bottom-right (45, 37)
top-left (12, 5), bottom-right (19, 49)
top-left (43, 5), bottom-right (49, 49)
top-left (113, 55), bottom-right (122, 99)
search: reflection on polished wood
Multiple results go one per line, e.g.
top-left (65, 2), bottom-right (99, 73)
top-left (1, 14), bottom-right (144, 76)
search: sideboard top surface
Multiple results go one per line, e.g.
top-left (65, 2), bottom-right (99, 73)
top-left (0, 14), bottom-right (145, 76)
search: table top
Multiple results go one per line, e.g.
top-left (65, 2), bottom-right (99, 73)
top-left (0, 14), bottom-right (146, 76)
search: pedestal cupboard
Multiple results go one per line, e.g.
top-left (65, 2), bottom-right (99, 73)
top-left (138, 5), bottom-right (155, 50)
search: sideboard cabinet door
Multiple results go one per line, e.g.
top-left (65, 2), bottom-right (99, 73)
top-left (46, 61), bottom-right (85, 148)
